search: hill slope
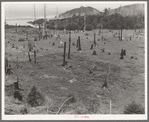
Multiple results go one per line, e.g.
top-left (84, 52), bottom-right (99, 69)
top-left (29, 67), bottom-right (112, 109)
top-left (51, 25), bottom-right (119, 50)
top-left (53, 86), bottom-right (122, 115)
top-left (108, 4), bottom-right (144, 17)
top-left (58, 6), bottom-right (102, 18)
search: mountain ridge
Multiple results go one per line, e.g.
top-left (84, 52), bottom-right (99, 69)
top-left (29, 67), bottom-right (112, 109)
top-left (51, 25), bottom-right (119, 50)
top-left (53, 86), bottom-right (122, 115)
top-left (58, 6), bottom-right (102, 18)
top-left (58, 3), bottom-right (144, 18)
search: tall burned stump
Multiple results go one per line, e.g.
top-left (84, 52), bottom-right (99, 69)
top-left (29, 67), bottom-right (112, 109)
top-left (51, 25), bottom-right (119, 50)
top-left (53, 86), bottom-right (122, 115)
top-left (120, 49), bottom-right (124, 59)
top-left (14, 77), bottom-right (19, 91)
top-left (28, 52), bottom-right (31, 62)
top-left (77, 36), bottom-right (81, 51)
top-left (13, 77), bottom-right (22, 101)
top-left (5, 58), bottom-right (8, 73)
top-left (34, 50), bottom-right (36, 63)
top-left (94, 33), bottom-right (96, 45)
top-left (68, 32), bottom-right (71, 59)
top-left (90, 44), bottom-right (93, 50)
top-left (63, 42), bottom-right (66, 66)
top-left (121, 27), bottom-right (123, 41)
top-left (76, 37), bottom-right (79, 48)
top-left (119, 30), bottom-right (120, 40)
top-left (26, 32), bottom-right (28, 40)
top-left (102, 35), bottom-right (104, 41)
top-left (123, 49), bottom-right (126, 56)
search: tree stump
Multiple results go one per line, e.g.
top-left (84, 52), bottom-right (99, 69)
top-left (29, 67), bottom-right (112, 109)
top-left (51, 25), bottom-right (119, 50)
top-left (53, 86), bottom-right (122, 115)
top-left (72, 42), bottom-right (75, 46)
top-left (52, 43), bottom-right (55, 46)
top-left (77, 36), bottom-right (81, 51)
top-left (94, 33), bottom-right (96, 45)
top-left (90, 44), bottom-right (93, 50)
top-left (6, 64), bottom-right (13, 74)
top-left (28, 52), bottom-right (31, 62)
top-left (34, 50), bottom-right (36, 63)
top-left (120, 49), bottom-right (124, 59)
top-left (14, 80), bottom-right (19, 91)
top-left (68, 32), bottom-right (71, 59)
top-left (14, 91), bottom-right (22, 101)
top-left (63, 42), bottom-right (66, 66)
top-left (92, 50), bottom-right (97, 55)
top-left (123, 49), bottom-right (126, 56)
top-left (5, 58), bottom-right (8, 73)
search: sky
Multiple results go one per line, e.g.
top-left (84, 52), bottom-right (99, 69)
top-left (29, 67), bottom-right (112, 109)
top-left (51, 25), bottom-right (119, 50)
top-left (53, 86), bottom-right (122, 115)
top-left (3, 1), bottom-right (145, 25)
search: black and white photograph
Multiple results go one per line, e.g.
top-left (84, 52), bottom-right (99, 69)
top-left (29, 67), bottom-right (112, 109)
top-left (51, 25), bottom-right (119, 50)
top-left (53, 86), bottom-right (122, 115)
top-left (1, 1), bottom-right (147, 120)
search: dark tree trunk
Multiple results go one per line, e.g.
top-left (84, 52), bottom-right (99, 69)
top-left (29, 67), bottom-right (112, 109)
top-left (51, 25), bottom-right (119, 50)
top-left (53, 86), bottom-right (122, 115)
top-left (34, 50), bottom-right (36, 63)
top-left (68, 32), bottom-right (71, 59)
top-left (94, 33), bottom-right (96, 45)
top-left (63, 42), bottom-right (66, 66)
top-left (28, 52), bottom-right (31, 62)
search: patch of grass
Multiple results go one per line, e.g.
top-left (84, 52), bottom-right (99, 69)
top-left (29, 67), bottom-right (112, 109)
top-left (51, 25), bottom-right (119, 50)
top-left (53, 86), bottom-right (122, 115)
top-left (124, 101), bottom-right (145, 114)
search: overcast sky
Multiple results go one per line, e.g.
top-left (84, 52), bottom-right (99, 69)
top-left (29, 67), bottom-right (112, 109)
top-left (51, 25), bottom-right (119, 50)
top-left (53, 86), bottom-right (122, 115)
top-left (4, 1), bottom-right (141, 19)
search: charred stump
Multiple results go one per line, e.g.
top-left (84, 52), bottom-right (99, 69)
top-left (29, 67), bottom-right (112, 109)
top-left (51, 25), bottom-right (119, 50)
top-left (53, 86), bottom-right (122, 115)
top-left (77, 36), bottom-right (81, 51)
top-left (68, 32), bottom-right (71, 59)
top-left (120, 49), bottom-right (124, 59)
top-left (63, 42), bottom-right (66, 66)
top-left (90, 44), bottom-right (93, 50)
top-left (92, 50), bottom-right (97, 55)
top-left (34, 50), bottom-right (36, 63)
top-left (28, 52), bottom-right (31, 62)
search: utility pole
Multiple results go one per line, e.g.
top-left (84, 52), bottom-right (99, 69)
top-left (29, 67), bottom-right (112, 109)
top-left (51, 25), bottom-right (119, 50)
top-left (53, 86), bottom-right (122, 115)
top-left (68, 32), bottom-right (71, 59)
top-left (120, 5), bottom-right (122, 41)
top-left (43, 4), bottom-right (46, 38)
top-left (34, 4), bottom-right (36, 28)
top-left (56, 6), bottom-right (58, 18)
top-left (83, 15), bottom-right (86, 32)
top-left (5, 10), bottom-right (6, 26)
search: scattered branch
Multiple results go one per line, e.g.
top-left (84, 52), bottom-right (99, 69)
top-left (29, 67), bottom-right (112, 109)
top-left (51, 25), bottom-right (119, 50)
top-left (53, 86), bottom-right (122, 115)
top-left (56, 96), bottom-right (73, 114)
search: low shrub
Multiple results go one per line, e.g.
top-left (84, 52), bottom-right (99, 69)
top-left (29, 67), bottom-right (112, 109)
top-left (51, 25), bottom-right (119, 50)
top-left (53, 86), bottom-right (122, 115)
top-left (26, 86), bottom-right (45, 107)
top-left (124, 101), bottom-right (145, 114)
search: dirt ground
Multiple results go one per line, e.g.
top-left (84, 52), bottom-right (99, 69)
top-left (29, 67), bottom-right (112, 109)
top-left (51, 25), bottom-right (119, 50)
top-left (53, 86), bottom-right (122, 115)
top-left (4, 27), bottom-right (145, 114)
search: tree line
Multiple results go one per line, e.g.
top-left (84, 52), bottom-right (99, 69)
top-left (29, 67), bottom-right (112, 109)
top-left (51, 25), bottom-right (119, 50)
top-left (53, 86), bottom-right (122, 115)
top-left (46, 12), bottom-right (144, 31)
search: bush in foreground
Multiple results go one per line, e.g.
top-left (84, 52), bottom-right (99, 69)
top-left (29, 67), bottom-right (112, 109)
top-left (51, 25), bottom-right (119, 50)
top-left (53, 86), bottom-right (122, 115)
top-left (26, 86), bottom-right (45, 107)
top-left (124, 101), bottom-right (145, 114)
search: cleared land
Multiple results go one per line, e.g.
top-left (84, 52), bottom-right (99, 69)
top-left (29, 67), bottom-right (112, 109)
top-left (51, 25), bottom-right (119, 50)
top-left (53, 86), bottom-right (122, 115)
top-left (5, 27), bottom-right (145, 114)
